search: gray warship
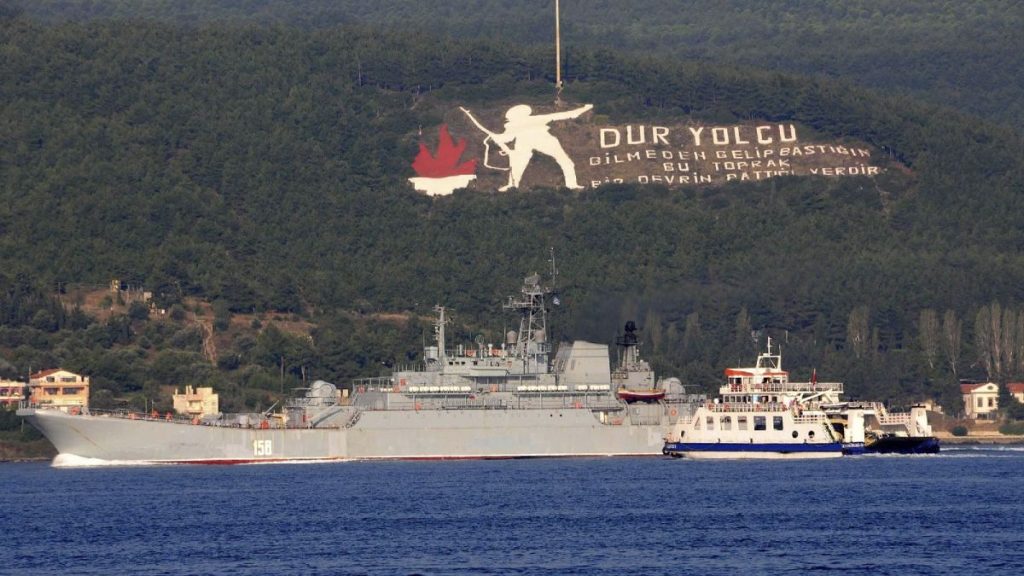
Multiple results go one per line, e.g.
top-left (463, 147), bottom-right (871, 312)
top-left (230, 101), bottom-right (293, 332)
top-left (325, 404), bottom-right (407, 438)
top-left (18, 272), bottom-right (702, 464)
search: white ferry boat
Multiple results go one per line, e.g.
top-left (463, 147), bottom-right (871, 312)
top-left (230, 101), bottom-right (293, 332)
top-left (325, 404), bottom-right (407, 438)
top-left (662, 340), bottom-right (845, 459)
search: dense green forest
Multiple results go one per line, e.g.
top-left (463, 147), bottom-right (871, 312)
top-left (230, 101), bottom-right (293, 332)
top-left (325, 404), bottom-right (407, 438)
top-left (2, 4), bottom-right (1024, 428)
top-left (14, 0), bottom-right (1024, 133)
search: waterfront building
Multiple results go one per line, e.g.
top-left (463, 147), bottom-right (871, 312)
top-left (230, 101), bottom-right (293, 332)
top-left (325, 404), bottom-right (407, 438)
top-left (28, 369), bottom-right (90, 412)
top-left (960, 382), bottom-right (999, 420)
top-left (0, 379), bottom-right (26, 407)
top-left (172, 385), bottom-right (219, 417)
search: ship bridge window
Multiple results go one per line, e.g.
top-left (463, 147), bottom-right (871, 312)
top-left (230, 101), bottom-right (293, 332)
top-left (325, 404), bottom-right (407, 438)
top-left (705, 416), bottom-right (715, 430)
top-left (773, 416), bottom-right (784, 431)
top-left (737, 416), bottom-right (748, 431)
top-left (721, 416), bottom-right (732, 430)
top-left (754, 416), bottom-right (766, 431)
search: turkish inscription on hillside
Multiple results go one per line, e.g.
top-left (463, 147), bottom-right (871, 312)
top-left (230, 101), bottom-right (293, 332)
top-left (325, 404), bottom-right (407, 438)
top-left (411, 104), bottom-right (883, 195)
top-left (587, 123), bottom-right (878, 188)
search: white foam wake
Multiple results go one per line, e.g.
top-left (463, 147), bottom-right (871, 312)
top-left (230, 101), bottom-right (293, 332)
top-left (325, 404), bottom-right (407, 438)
top-left (51, 453), bottom-right (159, 468)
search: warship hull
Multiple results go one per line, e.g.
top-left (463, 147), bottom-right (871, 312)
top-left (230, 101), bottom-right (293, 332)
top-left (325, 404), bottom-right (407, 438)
top-left (18, 405), bottom-right (676, 464)
top-left (21, 272), bottom-right (702, 466)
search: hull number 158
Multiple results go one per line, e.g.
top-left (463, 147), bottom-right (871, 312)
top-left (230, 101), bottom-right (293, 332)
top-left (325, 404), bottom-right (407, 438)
top-left (253, 439), bottom-right (273, 456)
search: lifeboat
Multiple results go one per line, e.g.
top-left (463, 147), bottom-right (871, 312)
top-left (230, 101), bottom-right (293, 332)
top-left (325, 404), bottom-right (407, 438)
top-left (616, 388), bottom-right (665, 403)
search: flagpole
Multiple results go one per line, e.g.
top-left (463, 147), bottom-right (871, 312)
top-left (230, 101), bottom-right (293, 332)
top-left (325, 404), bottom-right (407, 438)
top-left (555, 0), bottom-right (563, 102)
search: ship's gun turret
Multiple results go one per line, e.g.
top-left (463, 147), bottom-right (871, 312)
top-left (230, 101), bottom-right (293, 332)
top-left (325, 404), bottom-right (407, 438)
top-left (285, 380), bottom-right (344, 428)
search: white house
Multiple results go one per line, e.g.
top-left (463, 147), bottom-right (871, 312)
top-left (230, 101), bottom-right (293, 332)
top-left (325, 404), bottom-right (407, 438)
top-left (960, 382), bottom-right (999, 419)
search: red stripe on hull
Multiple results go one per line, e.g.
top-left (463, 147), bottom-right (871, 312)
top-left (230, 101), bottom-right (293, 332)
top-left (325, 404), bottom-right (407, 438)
top-left (158, 453), bottom-right (665, 465)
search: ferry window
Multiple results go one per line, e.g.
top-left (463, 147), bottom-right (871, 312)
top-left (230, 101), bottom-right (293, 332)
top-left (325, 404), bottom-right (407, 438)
top-left (808, 430), bottom-right (815, 439)
top-left (737, 416), bottom-right (748, 431)
top-left (773, 416), bottom-right (784, 430)
top-left (754, 416), bottom-right (766, 431)
top-left (62, 388), bottom-right (82, 395)
top-left (706, 416), bottom-right (715, 430)
top-left (721, 416), bottom-right (732, 430)
top-left (45, 387), bottom-right (60, 395)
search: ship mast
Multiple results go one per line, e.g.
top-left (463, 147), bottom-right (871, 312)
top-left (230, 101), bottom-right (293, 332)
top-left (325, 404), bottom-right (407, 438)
top-left (504, 270), bottom-right (555, 373)
top-left (434, 305), bottom-right (449, 366)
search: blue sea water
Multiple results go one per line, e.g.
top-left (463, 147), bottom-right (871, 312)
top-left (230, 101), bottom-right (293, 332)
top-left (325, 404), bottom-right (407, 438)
top-left (2, 446), bottom-right (1024, 575)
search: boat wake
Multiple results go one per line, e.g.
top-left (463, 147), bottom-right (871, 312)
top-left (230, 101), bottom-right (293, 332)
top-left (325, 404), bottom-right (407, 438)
top-left (943, 444), bottom-right (1024, 453)
top-left (52, 454), bottom-right (159, 468)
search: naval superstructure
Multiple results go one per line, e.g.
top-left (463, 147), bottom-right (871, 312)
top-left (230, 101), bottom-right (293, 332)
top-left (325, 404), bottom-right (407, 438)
top-left (19, 272), bottom-right (702, 464)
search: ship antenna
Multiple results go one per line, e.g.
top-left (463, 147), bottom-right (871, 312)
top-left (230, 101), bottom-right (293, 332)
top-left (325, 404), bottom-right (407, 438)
top-left (549, 247), bottom-right (558, 289)
top-left (554, 0), bottom-right (563, 104)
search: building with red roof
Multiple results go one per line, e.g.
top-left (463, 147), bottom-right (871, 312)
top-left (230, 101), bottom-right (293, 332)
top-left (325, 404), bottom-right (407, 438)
top-left (960, 382), bottom-right (999, 419)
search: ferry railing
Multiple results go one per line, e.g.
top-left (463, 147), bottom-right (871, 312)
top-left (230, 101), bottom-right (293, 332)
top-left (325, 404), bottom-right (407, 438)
top-left (792, 414), bottom-right (828, 424)
top-left (731, 382), bottom-right (844, 394)
top-left (877, 413), bottom-right (911, 425)
top-left (706, 401), bottom-right (790, 413)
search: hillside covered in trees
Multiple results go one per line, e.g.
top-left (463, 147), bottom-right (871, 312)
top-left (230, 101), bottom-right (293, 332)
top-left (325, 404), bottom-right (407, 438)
top-left (2, 4), bottom-right (1024, 425)
top-left (15, 0), bottom-right (1024, 133)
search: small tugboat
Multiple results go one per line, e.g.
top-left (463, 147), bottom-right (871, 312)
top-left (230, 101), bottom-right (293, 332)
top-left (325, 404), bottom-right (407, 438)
top-left (662, 340), bottom-right (844, 459)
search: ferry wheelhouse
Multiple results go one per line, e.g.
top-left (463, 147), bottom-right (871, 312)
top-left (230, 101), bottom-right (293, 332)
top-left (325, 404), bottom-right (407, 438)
top-left (663, 340), bottom-right (844, 459)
